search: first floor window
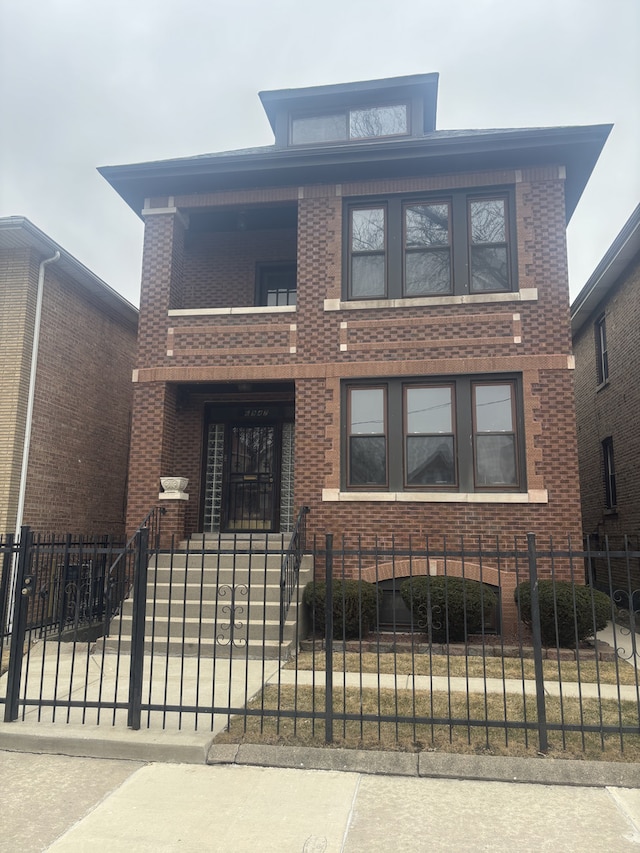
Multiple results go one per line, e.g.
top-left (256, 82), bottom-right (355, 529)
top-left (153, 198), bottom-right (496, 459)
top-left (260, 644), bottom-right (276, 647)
top-left (602, 437), bottom-right (617, 509)
top-left (345, 376), bottom-right (523, 492)
top-left (348, 386), bottom-right (387, 486)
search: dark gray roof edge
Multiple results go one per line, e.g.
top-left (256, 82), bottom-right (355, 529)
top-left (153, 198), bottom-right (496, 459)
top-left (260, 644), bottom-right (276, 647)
top-left (258, 72), bottom-right (439, 106)
top-left (571, 203), bottom-right (640, 337)
top-left (99, 124), bottom-right (611, 174)
top-left (0, 216), bottom-right (138, 325)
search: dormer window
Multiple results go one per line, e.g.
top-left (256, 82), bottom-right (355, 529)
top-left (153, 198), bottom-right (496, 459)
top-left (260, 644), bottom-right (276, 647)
top-left (290, 103), bottom-right (409, 146)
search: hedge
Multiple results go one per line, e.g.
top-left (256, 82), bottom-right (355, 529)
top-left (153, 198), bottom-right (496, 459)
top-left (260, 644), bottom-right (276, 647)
top-left (303, 580), bottom-right (378, 639)
top-left (514, 580), bottom-right (612, 648)
top-left (400, 576), bottom-right (497, 643)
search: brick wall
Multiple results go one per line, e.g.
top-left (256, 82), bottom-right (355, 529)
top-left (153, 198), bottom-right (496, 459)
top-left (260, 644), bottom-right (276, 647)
top-left (128, 165), bottom-right (582, 570)
top-left (574, 255), bottom-right (640, 540)
top-left (0, 248), bottom-right (38, 532)
top-left (20, 262), bottom-right (137, 535)
top-left (182, 228), bottom-right (297, 308)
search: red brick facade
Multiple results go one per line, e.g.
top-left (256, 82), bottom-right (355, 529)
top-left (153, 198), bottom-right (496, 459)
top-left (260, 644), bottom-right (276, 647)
top-left (126, 166), bottom-right (582, 554)
top-left (102, 76), bottom-right (609, 634)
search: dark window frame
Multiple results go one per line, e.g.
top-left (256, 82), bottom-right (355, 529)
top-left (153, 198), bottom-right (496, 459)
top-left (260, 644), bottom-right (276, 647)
top-left (347, 385), bottom-right (389, 489)
top-left (602, 437), bottom-right (617, 509)
top-left (471, 380), bottom-right (519, 490)
top-left (595, 314), bottom-right (609, 385)
top-left (344, 189), bottom-right (517, 301)
top-left (255, 261), bottom-right (297, 307)
top-left (403, 383), bottom-right (458, 489)
top-left (343, 376), bottom-right (525, 493)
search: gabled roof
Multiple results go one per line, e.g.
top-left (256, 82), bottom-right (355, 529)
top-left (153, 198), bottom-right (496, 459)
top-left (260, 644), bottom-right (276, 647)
top-left (571, 204), bottom-right (640, 336)
top-left (0, 216), bottom-right (138, 327)
top-left (99, 123), bottom-right (612, 223)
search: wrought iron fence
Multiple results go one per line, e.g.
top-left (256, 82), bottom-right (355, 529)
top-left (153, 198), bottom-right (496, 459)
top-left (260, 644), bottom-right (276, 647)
top-left (1, 527), bottom-right (639, 759)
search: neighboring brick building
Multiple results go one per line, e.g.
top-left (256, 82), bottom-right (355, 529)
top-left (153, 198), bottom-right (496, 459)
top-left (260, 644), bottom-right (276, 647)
top-left (571, 204), bottom-right (640, 583)
top-left (100, 74), bottom-right (609, 619)
top-left (0, 217), bottom-right (138, 537)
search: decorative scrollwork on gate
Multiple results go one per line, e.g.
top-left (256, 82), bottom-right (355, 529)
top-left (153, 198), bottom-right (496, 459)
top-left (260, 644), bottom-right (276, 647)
top-left (610, 589), bottom-right (640, 662)
top-left (216, 584), bottom-right (248, 647)
top-left (416, 602), bottom-right (443, 643)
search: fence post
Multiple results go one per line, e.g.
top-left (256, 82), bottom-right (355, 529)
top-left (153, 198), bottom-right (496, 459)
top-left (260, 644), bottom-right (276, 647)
top-left (527, 533), bottom-right (549, 753)
top-left (325, 533), bottom-right (333, 744)
top-left (127, 526), bottom-right (149, 730)
top-left (4, 527), bottom-right (32, 722)
top-left (0, 534), bottom-right (15, 655)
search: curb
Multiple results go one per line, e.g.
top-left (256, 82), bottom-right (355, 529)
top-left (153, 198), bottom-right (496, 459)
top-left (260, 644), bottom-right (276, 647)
top-left (207, 743), bottom-right (640, 788)
top-left (1, 722), bottom-right (638, 788)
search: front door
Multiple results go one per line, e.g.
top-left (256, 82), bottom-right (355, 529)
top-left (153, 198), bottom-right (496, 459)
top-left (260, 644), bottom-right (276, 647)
top-left (222, 423), bottom-right (279, 531)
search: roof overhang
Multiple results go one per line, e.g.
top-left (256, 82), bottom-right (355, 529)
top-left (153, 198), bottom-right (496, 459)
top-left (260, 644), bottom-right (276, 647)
top-left (571, 204), bottom-right (640, 337)
top-left (99, 123), bottom-right (612, 224)
top-left (0, 217), bottom-right (138, 327)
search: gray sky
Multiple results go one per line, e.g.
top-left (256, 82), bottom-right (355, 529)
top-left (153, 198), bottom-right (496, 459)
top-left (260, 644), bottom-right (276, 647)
top-left (1, 0), bottom-right (638, 307)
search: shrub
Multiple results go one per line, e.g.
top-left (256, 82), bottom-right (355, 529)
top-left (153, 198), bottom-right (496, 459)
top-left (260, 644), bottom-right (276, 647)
top-left (303, 580), bottom-right (379, 639)
top-left (514, 580), bottom-right (612, 648)
top-left (400, 576), bottom-right (497, 643)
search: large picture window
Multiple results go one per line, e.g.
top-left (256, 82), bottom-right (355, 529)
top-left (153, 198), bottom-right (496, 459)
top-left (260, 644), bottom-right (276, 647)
top-left (345, 377), bottom-right (523, 492)
top-left (345, 191), bottom-right (515, 300)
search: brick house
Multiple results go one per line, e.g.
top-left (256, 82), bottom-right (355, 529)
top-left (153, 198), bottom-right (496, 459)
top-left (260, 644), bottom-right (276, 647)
top-left (100, 74), bottom-right (609, 622)
top-left (571, 204), bottom-right (640, 586)
top-left (0, 217), bottom-right (138, 537)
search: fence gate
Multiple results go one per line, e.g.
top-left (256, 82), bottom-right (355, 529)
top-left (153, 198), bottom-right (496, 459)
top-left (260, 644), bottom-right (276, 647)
top-left (0, 525), bottom-right (147, 727)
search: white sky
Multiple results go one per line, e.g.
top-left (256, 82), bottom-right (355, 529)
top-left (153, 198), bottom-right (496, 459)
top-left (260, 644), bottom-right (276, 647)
top-left (1, 0), bottom-right (638, 307)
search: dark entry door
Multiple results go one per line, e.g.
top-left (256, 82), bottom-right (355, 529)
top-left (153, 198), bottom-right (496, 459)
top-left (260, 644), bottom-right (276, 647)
top-left (223, 424), bottom-right (279, 531)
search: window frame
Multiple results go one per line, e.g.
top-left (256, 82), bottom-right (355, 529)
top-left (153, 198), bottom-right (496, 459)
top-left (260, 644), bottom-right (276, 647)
top-left (347, 385), bottom-right (389, 489)
top-left (343, 376), bottom-right (525, 493)
top-left (348, 204), bottom-right (388, 299)
top-left (471, 380), bottom-right (520, 490)
top-left (595, 313), bottom-right (609, 385)
top-left (344, 189), bottom-right (517, 301)
top-left (403, 383), bottom-right (458, 489)
top-left (602, 437), bottom-right (617, 509)
top-left (255, 261), bottom-right (297, 307)
top-left (289, 102), bottom-right (410, 147)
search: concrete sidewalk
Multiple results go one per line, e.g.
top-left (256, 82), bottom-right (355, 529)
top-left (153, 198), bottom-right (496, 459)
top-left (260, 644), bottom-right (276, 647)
top-left (2, 749), bottom-right (640, 852)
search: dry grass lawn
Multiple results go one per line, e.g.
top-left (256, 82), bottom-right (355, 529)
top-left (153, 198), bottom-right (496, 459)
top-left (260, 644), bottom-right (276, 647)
top-left (286, 651), bottom-right (639, 685)
top-left (215, 684), bottom-right (640, 762)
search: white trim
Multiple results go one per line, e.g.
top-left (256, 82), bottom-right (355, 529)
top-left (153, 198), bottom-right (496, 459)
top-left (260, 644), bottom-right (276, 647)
top-left (141, 207), bottom-right (178, 216)
top-left (322, 489), bottom-right (548, 504)
top-left (168, 305), bottom-right (296, 317)
top-left (567, 355), bottom-right (575, 370)
top-left (324, 290), bottom-right (538, 312)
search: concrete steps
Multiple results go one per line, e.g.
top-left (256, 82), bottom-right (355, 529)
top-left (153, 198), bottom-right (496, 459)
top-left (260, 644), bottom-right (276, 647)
top-left (101, 534), bottom-right (312, 660)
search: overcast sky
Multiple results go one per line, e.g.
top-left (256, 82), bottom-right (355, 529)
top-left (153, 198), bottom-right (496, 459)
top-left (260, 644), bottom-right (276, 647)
top-left (1, 0), bottom-right (638, 307)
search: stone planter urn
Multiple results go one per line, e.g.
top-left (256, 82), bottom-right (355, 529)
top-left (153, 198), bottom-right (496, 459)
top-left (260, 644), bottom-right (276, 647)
top-left (160, 477), bottom-right (189, 493)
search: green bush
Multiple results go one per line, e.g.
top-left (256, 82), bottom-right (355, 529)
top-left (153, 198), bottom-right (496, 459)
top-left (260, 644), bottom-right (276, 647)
top-left (400, 576), bottom-right (497, 643)
top-left (514, 580), bottom-right (612, 648)
top-left (303, 580), bottom-right (379, 639)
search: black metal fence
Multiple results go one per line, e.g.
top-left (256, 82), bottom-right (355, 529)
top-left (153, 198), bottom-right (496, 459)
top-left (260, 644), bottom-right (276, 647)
top-left (1, 527), bottom-right (639, 758)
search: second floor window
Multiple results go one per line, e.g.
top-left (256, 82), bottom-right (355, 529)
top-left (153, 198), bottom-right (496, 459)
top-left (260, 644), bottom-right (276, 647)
top-left (345, 191), bottom-right (515, 300)
top-left (595, 314), bottom-right (608, 384)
